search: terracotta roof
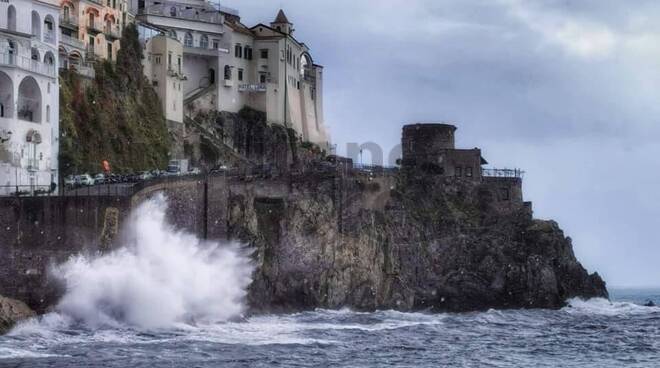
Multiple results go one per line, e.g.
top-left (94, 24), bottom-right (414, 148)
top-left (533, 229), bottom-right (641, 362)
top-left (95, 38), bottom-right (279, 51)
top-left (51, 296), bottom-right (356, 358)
top-left (273, 9), bottom-right (290, 24)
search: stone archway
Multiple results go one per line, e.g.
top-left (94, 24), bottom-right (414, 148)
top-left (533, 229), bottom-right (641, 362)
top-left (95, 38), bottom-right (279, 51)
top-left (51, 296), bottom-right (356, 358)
top-left (17, 76), bottom-right (42, 123)
top-left (0, 71), bottom-right (14, 119)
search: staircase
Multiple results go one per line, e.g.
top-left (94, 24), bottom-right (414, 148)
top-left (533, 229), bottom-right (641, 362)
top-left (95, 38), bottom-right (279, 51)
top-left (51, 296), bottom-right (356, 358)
top-left (184, 115), bottom-right (253, 166)
top-left (184, 83), bottom-right (216, 106)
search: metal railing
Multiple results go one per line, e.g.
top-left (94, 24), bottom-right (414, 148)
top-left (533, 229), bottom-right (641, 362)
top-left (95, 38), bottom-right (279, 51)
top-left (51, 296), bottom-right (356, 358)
top-left (0, 185), bottom-right (55, 197)
top-left (238, 83), bottom-right (267, 93)
top-left (482, 168), bottom-right (525, 178)
top-left (60, 34), bottom-right (85, 50)
top-left (59, 15), bottom-right (78, 28)
top-left (0, 53), bottom-right (56, 77)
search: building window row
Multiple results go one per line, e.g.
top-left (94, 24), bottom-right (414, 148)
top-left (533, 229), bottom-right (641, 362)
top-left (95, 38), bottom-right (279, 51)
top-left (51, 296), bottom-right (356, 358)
top-left (234, 44), bottom-right (253, 60)
top-left (455, 166), bottom-right (473, 177)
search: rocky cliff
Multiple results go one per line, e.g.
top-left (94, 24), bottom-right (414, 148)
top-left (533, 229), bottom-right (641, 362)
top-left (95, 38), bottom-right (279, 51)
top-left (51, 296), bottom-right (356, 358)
top-left (226, 167), bottom-right (607, 313)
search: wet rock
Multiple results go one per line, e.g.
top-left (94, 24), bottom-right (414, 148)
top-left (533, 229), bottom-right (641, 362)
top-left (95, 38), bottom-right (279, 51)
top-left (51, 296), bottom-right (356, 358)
top-left (0, 296), bottom-right (35, 335)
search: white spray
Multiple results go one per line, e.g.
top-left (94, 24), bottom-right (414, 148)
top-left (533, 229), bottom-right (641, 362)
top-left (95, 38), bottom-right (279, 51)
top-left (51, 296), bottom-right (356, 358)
top-left (52, 193), bottom-right (254, 329)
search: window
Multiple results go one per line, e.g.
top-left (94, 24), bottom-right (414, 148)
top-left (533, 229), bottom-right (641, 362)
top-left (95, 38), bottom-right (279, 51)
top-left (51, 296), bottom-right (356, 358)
top-left (170, 6), bottom-right (177, 16)
top-left (184, 33), bottom-right (193, 47)
top-left (455, 166), bottom-right (462, 177)
top-left (177, 56), bottom-right (181, 73)
top-left (245, 47), bottom-right (252, 60)
top-left (155, 56), bottom-right (161, 64)
top-left (46, 105), bottom-right (50, 123)
top-left (260, 49), bottom-right (268, 59)
top-left (47, 82), bottom-right (51, 93)
top-left (212, 40), bottom-right (219, 49)
top-left (238, 69), bottom-right (243, 81)
top-left (168, 53), bottom-right (172, 69)
top-left (500, 188), bottom-right (510, 201)
top-left (200, 35), bottom-right (208, 49)
top-left (466, 167), bottom-right (473, 177)
top-left (259, 74), bottom-right (266, 83)
top-left (234, 44), bottom-right (242, 58)
top-left (224, 65), bottom-right (231, 80)
top-left (152, 80), bottom-right (158, 86)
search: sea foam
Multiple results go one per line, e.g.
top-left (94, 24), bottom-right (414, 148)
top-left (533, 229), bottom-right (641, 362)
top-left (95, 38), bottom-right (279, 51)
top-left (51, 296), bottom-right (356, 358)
top-left (51, 193), bottom-right (254, 329)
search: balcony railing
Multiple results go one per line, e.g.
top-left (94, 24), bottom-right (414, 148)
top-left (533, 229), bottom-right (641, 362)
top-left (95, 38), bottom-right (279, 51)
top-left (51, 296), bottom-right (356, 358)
top-left (482, 168), bottom-right (525, 178)
top-left (59, 15), bottom-right (78, 29)
top-left (0, 53), bottom-right (56, 77)
top-left (60, 34), bottom-right (85, 50)
top-left (27, 159), bottom-right (39, 172)
top-left (43, 32), bottom-right (56, 44)
top-left (137, 6), bottom-right (224, 24)
top-left (238, 83), bottom-right (267, 93)
top-left (87, 22), bottom-right (103, 33)
top-left (104, 26), bottom-right (121, 39)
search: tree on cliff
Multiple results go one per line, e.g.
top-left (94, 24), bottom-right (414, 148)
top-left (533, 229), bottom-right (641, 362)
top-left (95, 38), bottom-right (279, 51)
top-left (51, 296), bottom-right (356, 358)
top-left (59, 24), bottom-right (171, 176)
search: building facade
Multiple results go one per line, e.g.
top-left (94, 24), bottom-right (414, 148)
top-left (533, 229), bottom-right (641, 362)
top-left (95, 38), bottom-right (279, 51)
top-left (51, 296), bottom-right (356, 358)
top-left (58, 0), bottom-right (131, 78)
top-left (132, 1), bottom-right (329, 148)
top-left (0, 0), bottom-right (60, 194)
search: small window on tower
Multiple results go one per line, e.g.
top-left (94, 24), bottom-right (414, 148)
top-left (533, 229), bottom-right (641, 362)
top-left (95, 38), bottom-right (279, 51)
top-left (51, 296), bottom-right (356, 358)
top-left (455, 167), bottom-right (462, 177)
top-left (260, 49), bottom-right (268, 59)
top-left (466, 167), bottom-right (473, 177)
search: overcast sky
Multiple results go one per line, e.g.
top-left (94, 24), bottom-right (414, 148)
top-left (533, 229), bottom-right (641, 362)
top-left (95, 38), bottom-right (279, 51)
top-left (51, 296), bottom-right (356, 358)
top-left (225, 0), bottom-right (660, 288)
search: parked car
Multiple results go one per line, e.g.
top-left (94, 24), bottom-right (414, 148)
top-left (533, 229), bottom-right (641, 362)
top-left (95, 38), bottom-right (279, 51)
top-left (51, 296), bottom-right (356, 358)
top-left (94, 173), bottom-right (106, 185)
top-left (64, 175), bottom-right (76, 188)
top-left (77, 174), bottom-right (95, 186)
top-left (189, 167), bottom-right (201, 175)
top-left (138, 171), bottom-right (153, 181)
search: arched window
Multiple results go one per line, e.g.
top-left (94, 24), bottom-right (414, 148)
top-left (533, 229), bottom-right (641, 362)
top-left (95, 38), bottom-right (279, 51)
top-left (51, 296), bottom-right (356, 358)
top-left (0, 71), bottom-right (14, 119)
top-left (31, 11), bottom-right (41, 39)
top-left (169, 30), bottom-right (177, 40)
top-left (200, 35), bottom-right (208, 49)
top-left (18, 76), bottom-right (42, 123)
top-left (184, 32), bottom-right (193, 47)
top-left (31, 48), bottom-right (40, 61)
top-left (224, 65), bottom-right (231, 80)
top-left (7, 6), bottom-right (16, 32)
top-left (44, 51), bottom-right (55, 65)
top-left (44, 15), bottom-right (55, 43)
top-left (170, 6), bottom-right (177, 17)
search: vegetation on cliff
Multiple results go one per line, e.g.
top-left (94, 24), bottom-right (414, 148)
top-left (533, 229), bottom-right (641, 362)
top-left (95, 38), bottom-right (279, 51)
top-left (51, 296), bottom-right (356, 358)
top-left (59, 24), bottom-right (171, 176)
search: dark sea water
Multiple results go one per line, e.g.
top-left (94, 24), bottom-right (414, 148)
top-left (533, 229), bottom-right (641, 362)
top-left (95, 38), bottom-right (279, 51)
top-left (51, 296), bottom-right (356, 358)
top-left (1, 289), bottom-right (658, 368)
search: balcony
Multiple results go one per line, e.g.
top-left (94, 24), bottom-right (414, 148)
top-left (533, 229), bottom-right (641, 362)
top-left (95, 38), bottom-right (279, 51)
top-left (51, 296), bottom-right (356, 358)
top-left (85, 45), bottom-right (99, 61)
top-left (87, 22), bottom-right (103, 34)
top-left (223, 79), bottom-right (233, 87)
top-left (60, 34), bottom-right (85, 50)
top-left (104, 26), bottom-right (121, 40)
top-left (59, 15), bottom-right (78, 30)
top-left (238, 83), bottom-right (267, 93)
top-left (27, 159), bottom-right (39, 172)
top-left (43, 32), bottom-right (56, 44)
top-left (0, 53), bottom-right (56, 78)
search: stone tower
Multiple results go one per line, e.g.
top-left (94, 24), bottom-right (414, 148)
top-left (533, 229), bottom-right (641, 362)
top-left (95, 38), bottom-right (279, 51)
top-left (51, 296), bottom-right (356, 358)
top-left (402, 123), bottom-right (457, 166)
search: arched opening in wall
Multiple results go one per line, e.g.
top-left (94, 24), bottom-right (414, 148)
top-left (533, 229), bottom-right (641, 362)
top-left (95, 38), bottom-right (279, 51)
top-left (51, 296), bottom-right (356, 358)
top-left (58, 47), bottom-right (68, 69)
top-left (184, 32), bottom-right (193, 47)
top-left (7, 6), bottom-right (16, 32)
top-left (31, 47), bottom-right (40, 61)
top-left (104, 13), bottom-right (115, 34)
top-left (18, 76), bottom-right (42, 123)
top-left (44, 51), bottom-right (55, 74)
top-left (200, 35), bottom-right (208, 49)
top-left (31, 11), bottom-right (41, 40)
top-left (44, 15), bottom-right (55, 43)
top-left (7, 40), bottom-right (17, 64)
top-left (0, 71), bottom-right (14, 119)
top-left (208, 68), bottom-right (215, 85)
top-left (69, 51), bottom-right (81, 67)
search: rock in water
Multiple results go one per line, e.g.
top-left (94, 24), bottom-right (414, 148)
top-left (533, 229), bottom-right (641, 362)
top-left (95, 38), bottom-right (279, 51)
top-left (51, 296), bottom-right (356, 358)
top-left (0, 296), bottom-right (36, 334)
top-left (644, 301), bottom-right (656, 307)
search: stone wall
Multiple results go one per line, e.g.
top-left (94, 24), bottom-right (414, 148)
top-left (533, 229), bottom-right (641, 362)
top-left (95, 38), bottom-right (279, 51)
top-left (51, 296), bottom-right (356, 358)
top-left (0, 195), bottom-right (131, 312)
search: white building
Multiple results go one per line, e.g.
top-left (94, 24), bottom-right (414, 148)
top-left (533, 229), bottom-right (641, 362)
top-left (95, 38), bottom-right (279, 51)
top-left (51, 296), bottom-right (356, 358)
top-left (0, 0), bottom-right (60, 195)
top-left (132, 1), bottom-right (329, 148)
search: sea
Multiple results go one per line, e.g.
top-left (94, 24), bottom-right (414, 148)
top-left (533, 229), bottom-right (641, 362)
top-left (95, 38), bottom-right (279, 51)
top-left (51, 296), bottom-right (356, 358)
top-left (1, 196), bottom-right (658, 367)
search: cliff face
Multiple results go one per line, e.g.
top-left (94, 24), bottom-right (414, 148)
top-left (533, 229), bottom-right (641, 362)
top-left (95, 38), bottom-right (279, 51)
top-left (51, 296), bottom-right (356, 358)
top-left (59, 25), bottom-right (171, 176)
top-left (227, 169), bottom-right (607, 313)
